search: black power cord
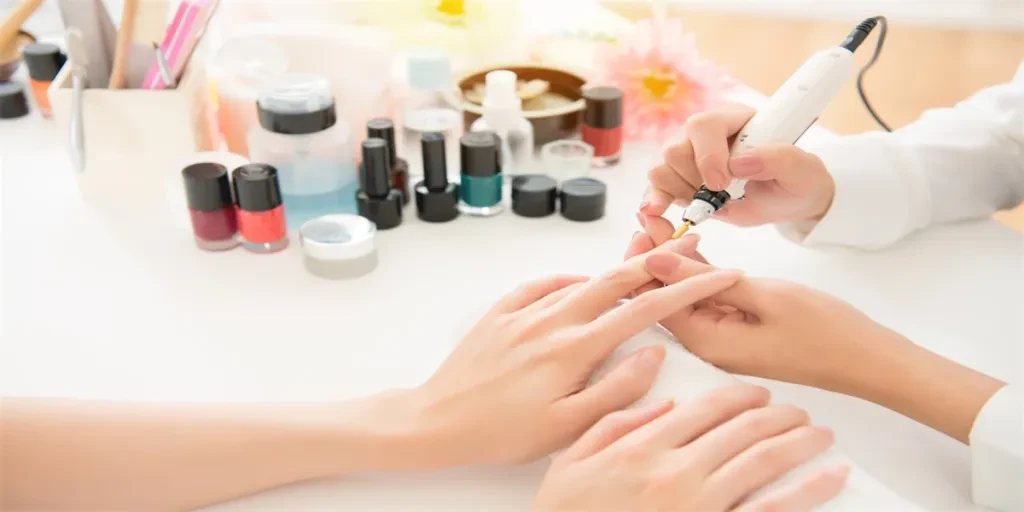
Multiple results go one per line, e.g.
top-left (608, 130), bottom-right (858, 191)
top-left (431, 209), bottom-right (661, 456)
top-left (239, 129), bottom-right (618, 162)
top-left (840, 16), bottom-right (893, 132)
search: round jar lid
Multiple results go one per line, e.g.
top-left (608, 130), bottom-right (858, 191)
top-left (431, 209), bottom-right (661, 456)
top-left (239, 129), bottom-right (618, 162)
top-left (299, 214), bottom-right (377, 261)
top-left (559, 177), bottom-right (607, 222)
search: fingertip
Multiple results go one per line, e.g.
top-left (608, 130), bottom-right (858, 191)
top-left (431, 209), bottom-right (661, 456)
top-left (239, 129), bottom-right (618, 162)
top-left (639, 344), bottom-right (667, 369)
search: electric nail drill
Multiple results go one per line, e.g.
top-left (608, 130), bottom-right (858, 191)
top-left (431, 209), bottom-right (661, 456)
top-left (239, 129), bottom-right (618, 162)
top-left (672, 17), bottom-right (886, 239)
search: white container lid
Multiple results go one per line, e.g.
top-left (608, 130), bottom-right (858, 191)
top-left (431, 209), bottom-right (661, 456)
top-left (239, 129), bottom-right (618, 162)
top-left (299, 214), bottom-right (377, 261)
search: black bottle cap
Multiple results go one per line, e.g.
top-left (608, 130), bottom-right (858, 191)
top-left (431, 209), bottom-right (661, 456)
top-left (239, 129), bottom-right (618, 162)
top-left (460, 132), bottom-right (501, 177)
top-left (22, 43), bottom-right (66, 82)
top-left (415, 182), bottom-right (459, 223)
top-left (559, 177), bottom-right (607, 222)
top-left (511, 175), bottom-right (557, 218)
top-left (358, 189), bottom-right (404, 230)
top-left (0, 82), bottom-right (29, 119)
top-left (257, 100), bottom-right (336, 135)
top-left (360, 138), bottom-right (392, 197)
top-left (182, 163), bottom-right (233, 212)
top-left (422, 132), bottom-right (449, 190)
top-left (583, 86), bottom-right (623, 129)
top-left (232, 163), bottom-right (283, 212)
top-left (367, 118), bottom-right (398, 165)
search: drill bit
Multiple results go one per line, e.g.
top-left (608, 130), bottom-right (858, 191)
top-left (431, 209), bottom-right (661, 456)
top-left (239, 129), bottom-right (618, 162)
top-left (671, 220), bottom-right (694, 240)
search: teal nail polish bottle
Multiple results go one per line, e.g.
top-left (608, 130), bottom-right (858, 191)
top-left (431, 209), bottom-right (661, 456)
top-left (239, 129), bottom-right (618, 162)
top-left (458, 132), bottom-right (505, 217)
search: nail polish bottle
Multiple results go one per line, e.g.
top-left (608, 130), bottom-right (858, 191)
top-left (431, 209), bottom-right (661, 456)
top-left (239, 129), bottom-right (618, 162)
top-left (232, 163), bottom-right (289, 253)
top-left (182, 162), bottom-right (240, 251)
top-left (366, 118), bottom-right (410, 205)
top-left (21, 43), bottom-right (66, 119)
top-left (559, 177), bottom-right (607, 222)
top-left (581, 86), bottom-right (624, 167)
top-left (414, 132), bottom-right (459, 223)
top-left (0, 82), bottom-right (30, 120)
top-left (458, 131), bottom-right (505, 217)
top-left (511, 174), bottom-right (557, 218)
top-left (357, 138), bottom-right (404, 230)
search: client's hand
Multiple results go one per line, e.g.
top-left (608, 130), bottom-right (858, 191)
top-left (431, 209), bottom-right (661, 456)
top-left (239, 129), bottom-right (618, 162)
top-left (625, 214), bottom-right (904, 391)
top-left (534, 386), bottom-right (848, 512)
top-left (644, 105), bottom-right (834, 226)
top-left (412, 244), bottom-right (742, 468)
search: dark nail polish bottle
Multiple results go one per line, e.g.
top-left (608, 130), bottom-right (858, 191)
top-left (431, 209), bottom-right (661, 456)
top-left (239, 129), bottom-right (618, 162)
top-left (458, 131), bottom-right (505, 217)
top-left (414, 132), bottom-right (459, 223)
top-left (367, 118), bottom-right (410, 205)
top-left (182, 162), bottom-right (240, 251)
top-left (357, 138), bottom-right (403, 230)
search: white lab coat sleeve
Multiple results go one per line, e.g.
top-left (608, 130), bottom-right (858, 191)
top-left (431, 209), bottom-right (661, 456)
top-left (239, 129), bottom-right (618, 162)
top-left (969, 384), bottom-right (1024, 512)
top-left (779, 71), bottom-right (1024, 249)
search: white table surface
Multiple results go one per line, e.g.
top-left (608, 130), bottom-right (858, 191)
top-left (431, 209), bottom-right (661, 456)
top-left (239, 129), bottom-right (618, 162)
top-left (1, 86), bottom-right (1021, 511)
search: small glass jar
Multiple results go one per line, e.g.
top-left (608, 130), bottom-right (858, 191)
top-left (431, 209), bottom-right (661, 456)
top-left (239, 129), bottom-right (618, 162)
top-left (541, 140), bottom-right (594, 183)
top-left (299, 214), bottom-right (378, 280)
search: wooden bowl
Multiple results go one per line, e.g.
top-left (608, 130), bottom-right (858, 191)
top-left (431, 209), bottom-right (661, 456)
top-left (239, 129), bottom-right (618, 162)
top-left (444, 64), bottom-right (586, 146)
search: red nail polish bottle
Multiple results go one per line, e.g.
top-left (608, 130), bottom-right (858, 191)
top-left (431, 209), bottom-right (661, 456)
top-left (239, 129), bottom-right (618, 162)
top-left (232, 163), bottom-right (289, 253)
top-left (581, 86), bottom-right (624, 168)
top-left (182, 163), bottom-right (240, 251)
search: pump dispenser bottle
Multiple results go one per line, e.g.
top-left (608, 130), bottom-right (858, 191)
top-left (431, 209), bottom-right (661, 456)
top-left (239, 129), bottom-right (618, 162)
top-left (247, 74), bottom-right (357, 229)
top-left (470, 70), bottom-right (534, 176)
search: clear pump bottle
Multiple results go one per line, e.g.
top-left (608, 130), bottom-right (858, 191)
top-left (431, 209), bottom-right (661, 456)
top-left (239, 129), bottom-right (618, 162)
top-left (470, 70), bottom-right (534, 176)
top-left (400, 48), bottom-right (461, 180)
top-left (247, 74), bottom-right (358, 229)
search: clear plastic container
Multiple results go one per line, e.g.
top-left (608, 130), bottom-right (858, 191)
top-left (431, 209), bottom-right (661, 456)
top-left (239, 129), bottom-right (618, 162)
top-left (469, 70), bottom-right (534, 176)
top-left (247, 74), bottom-right (358, 229)
top-left (208, 36), bottom-right (289, 157)
top-left (400, 48), bottom-right (461, 179)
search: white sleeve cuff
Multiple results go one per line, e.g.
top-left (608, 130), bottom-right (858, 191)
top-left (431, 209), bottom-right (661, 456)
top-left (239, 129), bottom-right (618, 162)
top-left (969, 384), bottom-right (1024, 511)
top-left (777, 134), bottom-right (932, 250)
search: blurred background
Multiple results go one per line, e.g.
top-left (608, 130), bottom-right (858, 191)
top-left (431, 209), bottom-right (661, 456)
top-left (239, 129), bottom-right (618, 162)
top-left (7, 0), bottom-right (1024, 225)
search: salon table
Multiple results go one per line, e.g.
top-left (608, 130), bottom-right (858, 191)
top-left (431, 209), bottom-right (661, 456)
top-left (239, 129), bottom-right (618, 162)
top-left (1, 87), bottom-right (1021, 511)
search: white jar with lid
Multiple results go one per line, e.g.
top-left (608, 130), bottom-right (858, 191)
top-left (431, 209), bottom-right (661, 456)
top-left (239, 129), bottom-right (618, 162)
top-left (299, 214), bottom-right (378, 280)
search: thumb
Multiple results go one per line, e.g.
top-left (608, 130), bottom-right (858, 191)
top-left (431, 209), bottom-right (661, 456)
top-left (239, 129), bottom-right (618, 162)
top-left (558, 345), bottom-right (666, 437)
top-left (728, 144), bottom-right (824, 183)
top-left (644, 253), bottom-right (765, 313)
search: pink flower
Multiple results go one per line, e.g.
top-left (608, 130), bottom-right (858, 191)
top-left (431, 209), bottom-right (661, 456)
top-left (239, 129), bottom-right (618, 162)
top-left (589, 18), bottom-right (737, 142)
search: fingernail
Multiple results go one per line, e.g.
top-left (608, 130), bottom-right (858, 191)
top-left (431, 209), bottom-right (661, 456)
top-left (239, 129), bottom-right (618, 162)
top-left (827, 464), bottom-right (851, 479)
top-left (638, 346), bottom-right (666, 368)
top-left (646, 253), bottom-right (681, 276)
top-left (631, 230), bottom-right (642, 242)
top-left (635, 212), bottom-right (647, 228)
top-left (729, 154), bottom-right (764, 178)
top-left (638, 200), bottom-right (651, 214)
top-left (668, 233), bottom-right (700, 253)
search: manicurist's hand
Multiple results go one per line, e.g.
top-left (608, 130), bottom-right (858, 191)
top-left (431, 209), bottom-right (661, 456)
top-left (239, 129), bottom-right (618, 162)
top-left (534, 386), bottom-right (849, 512)
top-left (643, 105), bottom-right (835, 226)
top-left (411, 244), bottom-right (743, 468)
